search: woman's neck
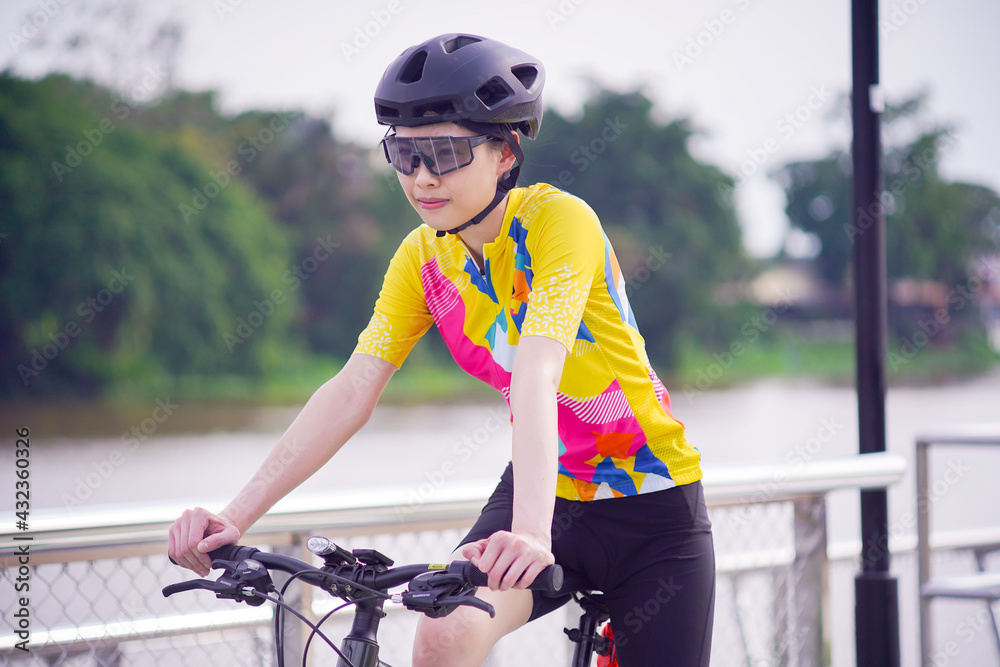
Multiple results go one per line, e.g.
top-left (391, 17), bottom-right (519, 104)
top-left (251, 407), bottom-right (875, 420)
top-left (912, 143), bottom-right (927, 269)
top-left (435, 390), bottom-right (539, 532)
top-left (457, 193), bottom-right (509, 267)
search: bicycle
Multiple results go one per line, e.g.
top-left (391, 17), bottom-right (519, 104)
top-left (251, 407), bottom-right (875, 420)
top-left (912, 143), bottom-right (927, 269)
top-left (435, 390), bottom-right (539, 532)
top-left (163, 536), bottom-right (617, 666)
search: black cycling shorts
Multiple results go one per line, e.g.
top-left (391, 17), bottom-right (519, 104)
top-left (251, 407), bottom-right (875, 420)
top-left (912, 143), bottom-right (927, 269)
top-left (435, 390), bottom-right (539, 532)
top-left (458, 462), bottom-right (715, 667)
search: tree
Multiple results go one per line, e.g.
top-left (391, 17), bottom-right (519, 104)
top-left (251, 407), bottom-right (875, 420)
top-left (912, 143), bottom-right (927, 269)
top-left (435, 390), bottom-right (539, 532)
top-left (773, 96), bottom-right (1000, 345)
top-left (0, 74), bottom-right (296, 398)
top-left (773, 96), bottom-right (1000, 288)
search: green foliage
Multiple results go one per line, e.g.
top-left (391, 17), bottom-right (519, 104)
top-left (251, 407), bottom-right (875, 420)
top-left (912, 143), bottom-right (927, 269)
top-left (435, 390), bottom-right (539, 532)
top-left (520, 89), bottom-right (749, 369)
top-left (0, 76), bottom-right (757, 398)
top-left (224, 113), bottom-right (415, 359)
top-left (140, 90), bottom-right (420, 360)
top-left (773, 97), bottom-right (1000, 288)
top-left (0, 74), bottom-right (297, 398)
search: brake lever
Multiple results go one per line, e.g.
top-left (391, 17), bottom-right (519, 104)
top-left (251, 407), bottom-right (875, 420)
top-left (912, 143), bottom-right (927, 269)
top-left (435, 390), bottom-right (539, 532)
top-left (161, 558), bottom-right (274, 607)
top-left (439, 594), bottom-right (496, 618)
top-left (399, 568), bottom-right (498, 619)
top-left (163, 578), bottom-right (232, 597)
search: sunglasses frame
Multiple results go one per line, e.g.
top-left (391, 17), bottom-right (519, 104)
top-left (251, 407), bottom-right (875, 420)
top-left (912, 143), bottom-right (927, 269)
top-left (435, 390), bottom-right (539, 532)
top-left (381, 131), bottom-right (494, 177)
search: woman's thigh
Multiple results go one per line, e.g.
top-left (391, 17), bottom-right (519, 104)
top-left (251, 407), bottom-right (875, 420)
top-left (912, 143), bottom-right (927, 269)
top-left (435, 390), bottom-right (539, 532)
top-left (412, 574), bottom-right (534, 666)
top-left (603, 529), bottom-right (716, 666)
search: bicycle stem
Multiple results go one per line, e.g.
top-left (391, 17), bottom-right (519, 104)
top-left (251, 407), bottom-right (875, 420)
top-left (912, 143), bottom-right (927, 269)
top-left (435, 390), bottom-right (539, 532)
top-left (336, 596), bottom-right (386, 667)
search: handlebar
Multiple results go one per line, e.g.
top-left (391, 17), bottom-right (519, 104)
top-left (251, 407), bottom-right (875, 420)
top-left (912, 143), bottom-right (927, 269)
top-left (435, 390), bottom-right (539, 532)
top-left (164, 538), bottom-right (567, 667)
top-left (164, 541), bottom-right (565, 618)
top-left (169, 543), bottom-right (563, 594)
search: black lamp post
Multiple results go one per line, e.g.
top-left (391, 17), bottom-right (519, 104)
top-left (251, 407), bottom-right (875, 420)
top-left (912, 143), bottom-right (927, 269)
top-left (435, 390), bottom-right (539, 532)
top-left (851, 0), bottom-right (901, 665)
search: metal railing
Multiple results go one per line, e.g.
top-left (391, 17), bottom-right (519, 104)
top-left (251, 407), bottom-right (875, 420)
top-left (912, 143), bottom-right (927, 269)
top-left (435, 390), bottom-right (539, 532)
top-left (2, 453), bottom-right (907, 666)
top-left (916, 424), bottom-right (1000, 667)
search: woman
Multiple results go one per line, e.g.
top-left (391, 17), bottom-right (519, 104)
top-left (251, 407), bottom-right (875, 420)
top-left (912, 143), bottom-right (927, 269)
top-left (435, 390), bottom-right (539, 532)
top-left (169, 33), bottom-right (715, 666)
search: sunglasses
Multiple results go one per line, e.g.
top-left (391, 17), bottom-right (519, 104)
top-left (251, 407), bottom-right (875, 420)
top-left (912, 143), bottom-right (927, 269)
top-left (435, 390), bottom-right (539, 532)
top-left (381, 132), bottom-right (494, 177)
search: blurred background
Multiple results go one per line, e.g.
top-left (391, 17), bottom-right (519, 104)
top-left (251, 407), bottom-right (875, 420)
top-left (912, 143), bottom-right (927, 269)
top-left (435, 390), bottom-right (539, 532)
top-left (3, 2), bottom-right (1000, 665)
top-left (1, 0), bottom-right (998, 408)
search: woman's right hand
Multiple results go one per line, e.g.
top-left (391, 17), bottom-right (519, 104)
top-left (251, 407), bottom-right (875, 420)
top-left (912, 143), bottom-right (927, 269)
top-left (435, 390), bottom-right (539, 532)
top-left (167, 507), bottom-right (241, 577)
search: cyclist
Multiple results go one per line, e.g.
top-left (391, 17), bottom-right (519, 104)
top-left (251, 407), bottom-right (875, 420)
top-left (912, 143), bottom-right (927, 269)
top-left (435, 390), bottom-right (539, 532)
top-left (169, 33), bottom-right (715, 666)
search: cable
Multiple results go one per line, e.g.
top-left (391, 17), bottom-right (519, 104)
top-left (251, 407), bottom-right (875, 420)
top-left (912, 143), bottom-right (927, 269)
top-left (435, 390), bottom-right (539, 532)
top-left (279, 565), bottom-right (393, 601)
top-left (247, 590), bottom-right (355, 667)
top-left (303, 597), bottom-right (377, 665)
top-left (272, 589), bottom-right (284, 667)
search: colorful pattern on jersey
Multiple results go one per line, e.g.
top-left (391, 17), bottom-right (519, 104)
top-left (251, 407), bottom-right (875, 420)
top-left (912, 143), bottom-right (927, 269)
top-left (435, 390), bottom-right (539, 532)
top-left (355, 183), bottom-right (702, 500)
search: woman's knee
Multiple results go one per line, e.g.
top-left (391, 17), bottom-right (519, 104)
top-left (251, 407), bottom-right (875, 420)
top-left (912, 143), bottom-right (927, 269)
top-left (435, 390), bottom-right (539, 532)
top-left (411, 588), bottom-right (533, 667)
top-left (412, 610), bottom-right (487, 667)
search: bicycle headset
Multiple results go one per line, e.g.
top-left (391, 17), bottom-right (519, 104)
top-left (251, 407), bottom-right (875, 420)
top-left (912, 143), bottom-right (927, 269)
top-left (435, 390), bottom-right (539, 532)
top-left (374, 33), bottom-right (545, 237)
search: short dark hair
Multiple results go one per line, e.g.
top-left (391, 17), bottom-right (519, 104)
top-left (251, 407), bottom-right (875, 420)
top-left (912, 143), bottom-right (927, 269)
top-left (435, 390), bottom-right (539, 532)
top-left (455, 120), bottom-right (513, 151)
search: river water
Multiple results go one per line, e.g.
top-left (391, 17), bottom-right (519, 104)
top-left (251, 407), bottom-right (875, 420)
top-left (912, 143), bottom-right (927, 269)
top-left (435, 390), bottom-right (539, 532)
top-left (5, 369), bottom-right (997, 535)
top-left (2, 370), bottom-right (998, 665)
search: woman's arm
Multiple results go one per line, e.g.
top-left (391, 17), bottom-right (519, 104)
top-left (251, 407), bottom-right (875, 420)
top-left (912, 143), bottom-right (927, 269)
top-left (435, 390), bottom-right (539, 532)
top-left (168, 353), bottom-right (396, 575)
top-left (463, 334), bottom-right (565, 591)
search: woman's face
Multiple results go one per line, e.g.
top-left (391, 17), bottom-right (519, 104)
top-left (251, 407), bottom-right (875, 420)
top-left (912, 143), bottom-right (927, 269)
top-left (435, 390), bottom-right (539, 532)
top-left (393, 122), bottom-right (512, 235)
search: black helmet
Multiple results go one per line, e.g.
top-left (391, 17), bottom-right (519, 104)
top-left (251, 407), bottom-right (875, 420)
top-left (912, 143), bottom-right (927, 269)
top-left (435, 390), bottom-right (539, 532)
top-left (374, 33), bottom-right (544, 140)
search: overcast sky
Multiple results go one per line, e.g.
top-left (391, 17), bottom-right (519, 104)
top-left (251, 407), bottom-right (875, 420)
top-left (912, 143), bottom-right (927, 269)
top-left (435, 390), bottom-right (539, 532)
top-left (3, 0), bottom-right (998, 257)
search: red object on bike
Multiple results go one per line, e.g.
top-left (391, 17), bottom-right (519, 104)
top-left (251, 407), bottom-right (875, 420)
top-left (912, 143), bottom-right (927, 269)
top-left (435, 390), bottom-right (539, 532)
top-left (597, 622), bottom-right (618, 667)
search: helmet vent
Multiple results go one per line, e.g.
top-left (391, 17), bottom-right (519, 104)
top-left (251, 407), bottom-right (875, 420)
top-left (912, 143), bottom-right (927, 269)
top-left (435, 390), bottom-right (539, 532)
top-left (511, 65), bottom-right (538, 91)
top-left (476, 77), bottom-right (513, 109)
top-left (399, 50), bottom-right (428, 84)
top-left (375, 104), bottom-right (400, 120)
top-left (443, 35), bottom-right (481, 53)
top-left (413, 100), bottom-right (459, 117)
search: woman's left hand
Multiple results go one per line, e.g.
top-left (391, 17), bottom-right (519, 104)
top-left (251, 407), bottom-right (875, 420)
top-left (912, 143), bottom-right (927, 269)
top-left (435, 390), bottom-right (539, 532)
top-left (460, 530), bottom-right (555, 591)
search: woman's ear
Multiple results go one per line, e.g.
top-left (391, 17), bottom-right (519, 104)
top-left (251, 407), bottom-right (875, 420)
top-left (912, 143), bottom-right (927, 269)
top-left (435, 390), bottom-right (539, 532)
top-left (498, 133), bottom-right (520, 174)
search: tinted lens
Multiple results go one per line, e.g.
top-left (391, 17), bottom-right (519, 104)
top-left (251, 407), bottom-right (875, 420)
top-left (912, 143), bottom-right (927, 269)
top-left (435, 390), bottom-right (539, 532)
top-left (383, 136), bottom-right (478, 176)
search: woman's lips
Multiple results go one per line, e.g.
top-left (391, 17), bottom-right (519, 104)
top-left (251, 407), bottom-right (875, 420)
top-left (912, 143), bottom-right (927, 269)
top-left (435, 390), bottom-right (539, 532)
top-left (418, 198), bottom-right (448, 210)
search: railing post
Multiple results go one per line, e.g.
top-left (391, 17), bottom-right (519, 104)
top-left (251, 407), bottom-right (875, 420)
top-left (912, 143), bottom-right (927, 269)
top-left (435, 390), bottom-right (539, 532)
top-left (791, 495), bottom-right (828, 667)
top-left (916, 439), bottom-right (932, 666)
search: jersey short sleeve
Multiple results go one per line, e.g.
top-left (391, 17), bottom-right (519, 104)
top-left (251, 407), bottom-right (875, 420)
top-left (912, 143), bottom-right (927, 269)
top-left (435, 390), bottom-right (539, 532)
top-left (354, 230), bottom-right (433, 368)
top-left (519, 197), bottom-right (605, 352)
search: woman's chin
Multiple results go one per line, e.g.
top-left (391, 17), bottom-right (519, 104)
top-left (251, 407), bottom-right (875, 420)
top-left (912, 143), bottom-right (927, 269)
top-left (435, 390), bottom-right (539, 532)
top-left (417, 212), bottom-right (462, 234)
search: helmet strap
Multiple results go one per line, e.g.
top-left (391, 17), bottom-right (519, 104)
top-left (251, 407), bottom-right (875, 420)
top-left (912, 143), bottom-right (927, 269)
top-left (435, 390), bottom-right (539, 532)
top-left (436, 133), bottom-right (524, 237)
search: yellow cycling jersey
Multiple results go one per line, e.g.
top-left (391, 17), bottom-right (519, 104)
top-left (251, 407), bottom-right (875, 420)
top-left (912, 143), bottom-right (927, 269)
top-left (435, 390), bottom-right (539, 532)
top-left (356, 183), bottom-right (702, 500)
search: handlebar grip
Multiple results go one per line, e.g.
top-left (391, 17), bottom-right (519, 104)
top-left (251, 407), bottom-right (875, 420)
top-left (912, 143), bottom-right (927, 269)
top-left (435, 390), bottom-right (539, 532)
top-left (208, 544), bottom-right (253, 561)
top-left (168, 543), bottom-right (250, 567)
top-left (463, 562), bottom-right (564, 594)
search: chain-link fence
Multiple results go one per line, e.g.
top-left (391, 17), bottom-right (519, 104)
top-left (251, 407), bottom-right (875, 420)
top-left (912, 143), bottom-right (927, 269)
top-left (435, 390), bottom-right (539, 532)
top-left (1, 506), bottom-right (820, 666)
top-left (2, 454), bottom-right (911, 667)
